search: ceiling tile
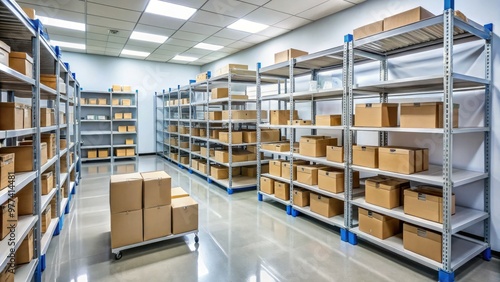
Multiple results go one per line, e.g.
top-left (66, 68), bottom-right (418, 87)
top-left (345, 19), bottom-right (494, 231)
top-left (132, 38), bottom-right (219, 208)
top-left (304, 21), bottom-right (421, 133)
top-left (202, 36), bottom-right (236, 46)
top-left (158, 44), bottom-right (190, 53)
top-left (138, 13), bottom-right (186, 30)
top-left (36, 8), bottom-right (85, 22)
top-left (87, 32), bottom-right (109, 41)
top-left (18, 1), bottom-right (85, 13)
top-left (87, 15), bottom-right (136, 31)
top-left (105, 49), bottom-right (121, 56)
top-left (244, 7), bottom-right (290, 25)
top-left (258, 26), bottom-right (289, 37)
top-left (181, 22), bottom-right (222, 36)
top-left (190, 10), bottom-right (238, 27)
top-left (201, 0), bottom-right (259, 17)
top-left (183, 48), bottom-right (213, 56)
top-left (238, 0), bottom-right (272, 5)
top-left (49, 34), bottom-right (85, 44)
top-left (163, 0), bottom-right (208, 9)
top-left (86, 39), bottom-right (108, 48)
top-left (145, 55), bottom-right (170, 62)
top-left (202, 52), bottom-right (230, 60)
top-left (346, 0), bottom-right (366, 4)
top-left (105, 42), bottom-right (125, 50)
top-left (45, 26), bottom-right (86, 38)
top-left (120, 54), bottom-right (146, 60)
top-left (297, 0), bottom-right (354, 20)
top-left (123, 44), bottom-right (157, 53)
top-left (219, 47), bottom-right (240, 54)
top-left (87, 3), bottom-right (142, 22)
top-left (87, 0), bottom-right (149, 12)
top-left (87, 25), bottom-right (131, 38)
top-left (241, 34), bottom-right (269, 44)
top-left (164, 38), bottom-right (198, 48)
top-left (87, 46), bottom-right (106, 52)
top-left (107, 36), bottom-right (128, 44)
top-left (213, 29), bottom-right (250, 40)
top-left (134, 25), bottom-right (177, 37)
top-left (87, 50), bottom-right (106, 55)
top-left (151, 49), bottom-right (179, 56)
top-left (171, 31), bottom-right (209, 42)
top-left (227, 40), bottom-right (253, 49)
top-left (274, 16), bottom-right (312, 30)
top-left (264, 0), bottom-right (328, 15)
top-left (125, 40), bottom-right (163, 49)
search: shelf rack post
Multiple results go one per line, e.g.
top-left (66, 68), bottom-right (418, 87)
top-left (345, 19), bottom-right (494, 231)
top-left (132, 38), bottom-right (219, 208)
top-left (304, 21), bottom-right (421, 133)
top-left (167, 89), bottom-right (171, 158)
top-left (228, 70), bottom-right (234, 193)
top-left (77, 86), bottom-right (82, 180)
top-left (288, 58), bottom-right (295, 216)
top-left (256, 63), bottom-right (263, 201)
top-left (379, 58), bottom-right (389, 147)
top-left (189, 84), bottom-right (193, 172)
top-left (154, 92), bottom-right (158, 155)
top-left (177, 85), bottom-right (181, 164)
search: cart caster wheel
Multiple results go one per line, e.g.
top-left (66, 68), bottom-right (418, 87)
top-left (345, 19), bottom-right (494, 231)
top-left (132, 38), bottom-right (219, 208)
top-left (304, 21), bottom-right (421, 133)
top-left (195, 235), bottom-right (199, 243)
top-left (114, 252), bottom-right (123, 260)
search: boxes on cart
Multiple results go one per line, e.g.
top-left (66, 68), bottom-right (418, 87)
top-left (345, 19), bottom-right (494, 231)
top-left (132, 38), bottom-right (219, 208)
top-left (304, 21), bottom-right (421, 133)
top-left (109, 173), bottom-right (142, 213)
top-left (144, 205), bottom-right (171, 240)
top-left (141, 171), bottom-right (172, 208)
top-left (172, 196), bottom-right (198, 234)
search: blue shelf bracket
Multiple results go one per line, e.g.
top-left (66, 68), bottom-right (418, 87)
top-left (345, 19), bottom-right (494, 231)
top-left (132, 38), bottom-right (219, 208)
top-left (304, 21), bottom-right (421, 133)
top-left (40, 254), bottom-right (46, 272)
top-left (444, 0), bottom-right (454, 10)
top-left (257, 193), bottom-right (263, 202)
top-left (227, 189), bottom-right (234, 195)
top-left (482, 247), bottom-right (492, 261)
top-left (291, 208), bottom-right (299, 217)
top-left (286, 206), bottom-right (292, 215)
top-left (348, 231), bottom-right (358, 245)
top-left (344, 34), bottom-right (353, 43)
top-left (341, 228), bottom-right (348, 242)
top-left (438, 269), bottom-right (455, 282)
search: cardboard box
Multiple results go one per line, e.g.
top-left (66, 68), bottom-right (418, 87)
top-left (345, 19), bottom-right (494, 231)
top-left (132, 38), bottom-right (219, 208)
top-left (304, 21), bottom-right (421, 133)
top-left (403, 223), bottom-right (441, 262)
top-left (270, 160), bottom-right (287, 177)
top-left (261, 142), bottom-right (292, 152)
top-left (0, 40), bottom-right (10, 67)
top-left (88, 98), bottom-right (97, 105)
top-left (353, 20), bottom-right (384, 40)
top-left (127, 125), bottom-right (136, 132)
top-left (211, 165), bottom-right (228, 180)
top-left (16, 228), bottom-right (33, 264)
top-left (144, 205), bottom-right (171, 241)
top-left (180, 156), bottom-right (189, 164)
top-left (260, 177), bottom-right (275, 194)
top-left (172, 187), bottom-right (189, 199)
top-left (288, 120), bottom-right (312, 126)
top-left (0, 264), bottom-right (14, 281)
top-left (310, 193), bottom-right (343, 218)
top-left (198, 160), bottom-right (208, 174)
top-left (41, 171), bottom-right (53, 195)
top-left (400, 102), bottom-right (459, 128)
top-left (379, 147), bottom-right (418, 174)
top-left (126, 139), bottom-right (134, 145)
top-left (214, 150), bottom-right (247, 163)
top-left (22, 7), bottom-right (36, 19)
top-left (112, 98), bottom-right (120, 105)
top-left (180, 142), bottom-right (189, 149)
top-left (326, 146), bottom-right (344, 163)
top-left (22, 105), bottom-right (31, 129)
top-left (172, 196), bottom-right (198, 234)
top-left (97, 98), bottom-right (107, 105)
top-left (41, 133), bottom-right (56, 158)
top-left (0, 143), bottom-right (47, 172)
top-left (365, 177), bottom-right (410, 209)
top-left (281, 161), bottom-right (308, 180)
top-left (404, 186), bottom-right (455, 223)
top-left (275, 48), bottom-right (308, 64)
top-left (205, 111), bottom-right (222, 120)
top-left (170, 152), bottom-right (178, 160)
top-left (200, 147), bottom-right (215, 158)
top-left (98, 149), bottom-right (108, 158)
top-left (318, 169), bottom-right (360, 194)
top-left (359, 208), bottom-right (400, 239)
top-left (191, 128), bottom-right (200, 136)
top-left (241, 166), bottom-right (256, 177)
top-left (211, 88), bottom-right (229, 99)
top-left (196, 72), bottom-right (209, 82)
top-left (1, 198), bottom-right (17, 240)
top-left (109, 173), bottom-right (143, 214)
top-left (0, 154), bottom-right (14, 191)
top-left (221, 110), bottom-right (266, 120)
top-left (355, 103), bottom-right (398, 127)
top-left (191, 159), bottom-right (199, 170)
top-left (17, 182), bottom-right (33, 215)
top-left (121, 99), bottom-right (131, 106)
top-left (9, 52), bottom-right (33, 77)
top-left (315, 115), bottom-right (342, 126)
top-left (215, 64), bottom-right (248, 76)
top-left (384, 7), bottom-right (434, 31)
top-left (112, 85), bottom-right (122, 92)
top-left (80, 98), bottom-right (86, 105)
top-left (141, 171), bottom-right (171, 208)
top-left (270, 110), bottom-right (299, 125)
top-left (168, 125), bottom-right (177, 132)
top-left (123, 112), bottom-right (133, 119)
top-left (293, 189), bottom-right (310, 207)
top-left (219, 131), bottom-right (243, 144)
top-left (299, 136), bottom-right (337, 157)
top-left (296, 165), bottom-right (327, 186)
top-left (118, 126), bottom-right (127, 132)
top-left (274, 182), bottom-right (290, 201)
top-left (87, 150), bottom-right (97, 159)
top-left (41, 205), bottom-right (51, 233)
top-left (261, 130), bottom-right (281, 142)
top-left (123, 85), bottom-right (132, 92)
top-left (191, 144), bottom-right (200, 152)
top-left (352, 145), bottom-right (378, 168)
top-left (0, 102), bottom-right (24, 130)
top-left (111, 210), bottom-right (143, 248)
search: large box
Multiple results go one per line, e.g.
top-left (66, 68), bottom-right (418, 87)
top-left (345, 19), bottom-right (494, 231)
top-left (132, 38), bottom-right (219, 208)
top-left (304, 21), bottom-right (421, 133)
top-left (219, 131), bottom-right (243, 144)
top-left (196, 72), bottom-right (209, 82)
top-left (296, 165), bottom-right (327, 186)
top-left (0, 40), bottom-right (10, 67)
top-left (365, 177), bottom-right (410, 209)
top-left (0, 154), bottom-right (14, 191)
top-left (261, 142), bottom-right (292, 152)
top-left (326, 146), bottom-right (343, 163)
top-left (97, 98), bottom-right (107, 105)
top-left (293, 188), bottom-right (310, 207)
top-left (41, 171), bottom-right (53, 195)
top-left (260, 177), bottom-right (274, 194)
top-left (384, 7), bottom-right (434, 31)
top-left (211, 88), bottom-right (229, 99)
top-left (9, 52), bottom-right (33, 77)
top-left (88, 150), bottom-right (97, 159)
top-left (358, 208), bottom-right (400, 239)
top-left (211, 165), bottom-right (228, 180)
top-left (205, 111), bottom-right (222, 120)
top-left (379, 147), bottom-right (420, 174)
top-left (270, 110), bottom-right (299, 125)
top-left (281, 161), bottom-right (308, 180)
top-left (41, 205), bottom-right (51, 234)
top-left (98, 149), bottom-right (109, 158)
top-left (17, 182), bottom-right (33, 215)
top-left (144, 205), bottom-right (172, 241)
top-left (404, 186), bottom-right (455, 223)
top-left (121, 99), bottom-right (131, 106)
top-left (40, 108), bottom-right (53, 127)
top-left (109, 173), bottom-right (142, 214)
top-left (111, 210), bottom-right (143, 248)
top-left (1, 197), bottom-right (17, 240)
top-left (215, 64), bottom-right (248, 76)
top-left (141, 171), bottom-right (171, 208)
top-left (354, 20), bottom-right (384, 40)
top-left (275, 48), bottom-right (308, 64)
top-left (214, 150), bottom-right (248, 163)
top-left (315, 115), bottom-right (342, 126)
top-left (261, 130), bottom-right (281, 142)
top-left (0, 143), bottom-right (47, 172)
top-left (352, 145), bottom-right (378, 168)
top-left (16, 229), bottom-right (33, 264)
top-left (299, 136), bottom-right (337, 157)
top-left (274, 182), bottom-right (290, 201)
top-left (171, 196), bottom-right (198, 234)
top-left (310, 193), bottom-right (343, 218)
top-left (403, 223), bottom-right (441, 262)
top-left (318, 169), bottom-right (360, 194)
top-left (355, 103), bottom-right (398, 127)
top-left (0, 102), bottom-right (24, 130)
top-left (400, 102), bottom-right (459, 128)
top-left (269, 160), bottom-right (286, 177)
top-left (172, 187), bottom-right (189, 199)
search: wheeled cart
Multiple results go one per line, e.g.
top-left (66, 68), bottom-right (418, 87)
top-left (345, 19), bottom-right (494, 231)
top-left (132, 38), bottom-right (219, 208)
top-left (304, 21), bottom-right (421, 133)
top-left (111, 231), bottom-right (199, 260)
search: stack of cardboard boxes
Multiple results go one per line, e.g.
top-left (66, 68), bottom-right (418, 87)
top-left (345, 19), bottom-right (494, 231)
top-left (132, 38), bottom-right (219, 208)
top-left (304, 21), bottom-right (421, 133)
top-left (112, 85), bottom-right (133, 92)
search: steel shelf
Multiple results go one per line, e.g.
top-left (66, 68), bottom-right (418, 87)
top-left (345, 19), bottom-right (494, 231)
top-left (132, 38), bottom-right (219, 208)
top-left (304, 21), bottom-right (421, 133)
top-left (260, 124), bottom-right (344, 131)
top-left (113, 105), bottom-right (137, 109)
top-left (60, 148), bottom-right (68, 156)
top-left (113, 144), bottom-right (137, 148)
top-left (41, 218), bottom-right (59, 255)
top-left (209, 175), bottom-right (259, 190)
top-left (14, 257), bottom-right (38, 282)
top-left (81, 130), bottom-right (112, 135)
top-left (0, 171), bottom-right (37, 205)
top-left (292, 153), bottom-right (345, 169)
top-left (60, 198), bottom-right (69, 216)
top-left (258, 191), bottom-right (290, 206)
top-left (293, 206), bottom-right (346, 228)
top-left (262, 88), bottom-right (344, 101)
top-left (41, 156), bottom-right (57, 174)
top-left (112, 92), bottom-right (136, 95)
top-left (81, 120), bottom-right (111, 123)
top-left (113, 119), bottom-right (137, 122)
top-left (259, 149), bottom-right (290, 157)
top-left (209, 158), bottom-right (270, 167)
top-left (293, 181), bottom-right (365, 201)
top-left (41, 188), bottom-right (57, 212)
top-left (352, 164), bottom-right (487, 187)
top-left (208, 139), bottom-right (261, 147)
top-left (191, 151), bottom-right (207, 159)
top-left (114, 156), bottom-right (138, 160)
top-left (82, 157), bottom-right (112, 162)
top-left (113, 131), bottom-right (137, 135)
top-left (41, 125), bottom-right (58, 132)
top-left (0, 215), bottom-right (38, 271)
top-left (0, 128), bottom-right (35, 139)
top-left (59, 173), bottom-right (68, 188)
top-left (350, 126), bottom-right (489, 134)
top-left (81, 145), bottom-right (112, 149)
top-left (81, 104), bottom-right (110, 108)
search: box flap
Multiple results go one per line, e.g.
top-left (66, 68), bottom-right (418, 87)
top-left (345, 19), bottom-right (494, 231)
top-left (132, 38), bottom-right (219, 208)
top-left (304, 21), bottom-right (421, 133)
top-left (111, 173), bottom-right (142, 183)
top-left (353, 145), bottom-right (378, 152)
top-left (41, 171), bottom-right (52, 179)
top-left (300, 135), bottom-right (328, 143)
top-left (141, 171), bottom-right (171, 181)
top-left (172, 196), bottom-right (198, 208)
top-left (403, 223), bottom-right (441, 243)
top-left (327, 146), bottom-right (343, 151)
top-left (379, 147), bottom-right (414, 155)
top-left (297, 165), bottom-right (326, 174)
top-left (366, 178), bottom-right (401, 191)
top-left (404, 186), bottom-right (452, 203)
top-left (318, 168), bottom-right (343, 178)
top-left (359, 207), bottom-right (392, 221)
top-left (10, 52), bottom-right (33, 63)
top-left (0, 153), bottom-right (14, 163)
top-left (0, 40), bottom-right (11, 53)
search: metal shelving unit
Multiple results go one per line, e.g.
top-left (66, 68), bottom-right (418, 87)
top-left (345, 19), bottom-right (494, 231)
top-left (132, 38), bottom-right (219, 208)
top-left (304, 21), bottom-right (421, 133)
top-left (80, 90), bottom-right (139, 162)
top-left (0, 1), bottom-right (81, 280)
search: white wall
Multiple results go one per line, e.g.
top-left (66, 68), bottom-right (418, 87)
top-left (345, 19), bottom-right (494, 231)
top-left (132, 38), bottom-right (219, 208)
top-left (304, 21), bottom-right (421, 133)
top-left (203, 0), bottom-right (500, 251)
top-left (61, 52), bottom-right (200, 154)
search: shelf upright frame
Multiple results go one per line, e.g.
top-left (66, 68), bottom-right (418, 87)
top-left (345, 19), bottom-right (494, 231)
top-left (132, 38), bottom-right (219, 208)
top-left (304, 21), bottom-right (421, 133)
top-left (205, 82), bottom-right (210, 180)
top-left (344, 34), bottom-right (355, 237)
top-left (256, 63), bottom-right (262, 199)
top-left (228, 70), bottom-right (234, 190)
top-left (288, 58), bottom-right (296, 211)
top-left (483, 24), bottom-right (492, 251)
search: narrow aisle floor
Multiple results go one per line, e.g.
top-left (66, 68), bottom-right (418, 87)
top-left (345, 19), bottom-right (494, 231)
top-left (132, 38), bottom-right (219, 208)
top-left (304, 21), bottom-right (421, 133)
top-left (42, 156), bottom-right (499, 282)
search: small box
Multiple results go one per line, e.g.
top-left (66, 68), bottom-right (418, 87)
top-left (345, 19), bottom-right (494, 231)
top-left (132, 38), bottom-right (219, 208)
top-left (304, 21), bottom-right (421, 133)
top-left (318, 169), bottom-right (360, 194)
top-left (310, 193), bottom-right (343, 218)
top-left (400, 102), bottom-right (459, 128)
top-left (281, 161), bottom-right (308, 181)
top-left (270, 110), bottom-right (299, 125)
top-left (326, 146), bottom-right (344, 163)
top-left (115, 149), bottom-right (126, 157)
top-left (219, 131), bottom-right (243, 144)
top-left (16, 229), bottom-right (33, 264)
top-left (98, 149), bottom-right (108, 158)
top-left (0, 40), bottom-right (10, 67)
top-left (365, 177), bottom-right (410, 209)
top-left (221, 110), bottom-right (265, 120)
top-left (191, 159), bottom-right (200, 170)
top-left (191, 144), bottom-right (200, 152)
top-left (180, 142), bottom-right (189, 149)
top-left (125, 139), bottom-right (134, 145)
top-left (22, 7), bottom-right (36, 19)
top-left (41, 171), bottom-right (53, 195)
top-left (358, 208), bottom-right (400, 239)
top-left (352, 145), bottom-right (378, 168)
top-left (215, 64), bottom-right (248, 76)
top-left (404, 186), bottom-right (455, 223)
top-left (123, 112), bottom-right (132, 119)
top-left (41, 205), bottom-right (51, 233)
top-left (88, 150), bottom-right (97, 159)
top-left (0, 102), bottom-right (24, 130)
top-left (127, 126), bottom-right (136, 132)
top-left (97, 98), bottom-right (107, 105)
top-left (288, 120), bottom-right (312, 126)
top-left (299, 136), bottom-right (337, 157)
top-left (180, 156), bottom-right (189, 164)
top-left (275, 48), bottom-right (308, 64)
top-left (198, 160), bottom-right (208, 174)
top-left (260, 130), bottom-right (281, 142)
top-left (191, 128), bottom-right (200, 136)
top-left (384, 7), bottom-right (434, 31)
top-left (274, 182), bottom-right (290, 201)
top-left (355, 103), bottom-right (398, 127)
top-left (403, 223), bottom-right (442, 262)
top-left (141, 171), bottom-right (172, 208)
top-left (293, 189), bottom-right (310, 207)
top-left (112, 85), bottom-right (122, 92)
top-left (211, 88), bottom-right (229, 99)
top-left (109, 173), bottom-right (143, 213)
top-left (261, 142), bottom-right (292, 152)
top-left (121, 99), bottom-right (131, 106)
top-left (0, 153), bottom-right (14, 191)
top-left (260, 177), bottom-right (275, 194)
top-left (126, 148), bottom-right (135, 156)
top-left (9, 52), bottom-right (33, 77)
top-left (1, 197), bottom-right (18, 240)
top-left (0, 143), bottom-right (47, 172)
top-left (118, 125), bottom-right (127, 132)
top-left (200, 147), bottom-right (215, 158)
top-left (23, 105), bottom-right (31, 129)
top-left (123, 85), bottom-right (132, 92)
top-left (297, 165), bottom-right (327, 186)
top-left (196, 72), bottom-right (209, 82)
top-left (353, 20), bottom-right (384, 40)
top-left (211, 165), bottom-right (228, 180)
top-left (171, 187), bottom-right (189, 199)
top-left (112, 98), bottom-right (120, 105)
top-left (80, 98), bottom-right (86, 105)
top-left (168, 125), bottom-right (178, 132)
top-left (206, 111), bottom-right (222, 120)
top-left (315, 115), bottom-right (342, 126)
top-left (241, 166), bottom-right (257, 177)
top-left (143, 205), bottom-right (171, 241)
top-left (171, 196), bottom-right (198, 234)
top-left (111, 210), bottom-right (143, 248)
top-left (86, 115), bottom-right (96, 120)
top-left (379, 147), bottom-right (416, 174)
top-left (270, 160), bottom-right (287, 177)
top-left (88, 98), bottom-right (97, 105)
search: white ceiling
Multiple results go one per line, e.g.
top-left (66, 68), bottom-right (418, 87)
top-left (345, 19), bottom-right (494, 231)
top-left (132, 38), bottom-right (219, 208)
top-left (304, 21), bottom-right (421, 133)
top-left (18, 0), bottom-right (364, 65)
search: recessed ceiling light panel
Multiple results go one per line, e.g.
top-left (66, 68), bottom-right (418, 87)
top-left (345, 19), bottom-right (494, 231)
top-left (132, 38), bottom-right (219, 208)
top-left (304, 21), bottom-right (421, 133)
top-left (172, 55), bottom-right (198, 62)
top-left (194, 43), bottom-right (223, 51)
top-left (37, 16), bottom-right (85, 31)
top-left (145, 1), bottom-right (197, 20)
top-left (228, 19), bottom-right (268, 33)
top-left (50, 40), bottom-right (85, 50)
top-left (121, 49), bottom-right (150, 57)
top-left (130, 31), bottom-right (168, 43)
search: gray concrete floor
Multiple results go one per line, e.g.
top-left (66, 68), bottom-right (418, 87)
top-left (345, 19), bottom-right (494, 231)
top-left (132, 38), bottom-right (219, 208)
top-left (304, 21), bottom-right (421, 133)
top-left (41, 156), bottom-right (499, 281)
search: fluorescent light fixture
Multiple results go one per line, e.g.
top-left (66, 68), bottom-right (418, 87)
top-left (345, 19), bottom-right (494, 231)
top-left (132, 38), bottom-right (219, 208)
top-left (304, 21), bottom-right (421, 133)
top-left (130, 31), bottom-right (168, 44)
top-left (145, 1), bottom-right (196, 20)
top-left (194, 43), bottom-right (223, 51)
top-left (121, 49), bottom-right (150, 57)
top-left (172, 55), bottom-right (198, 62)
top-left (50, 40), bottom-right (85, 50)
top-left (228, 19), bottom-right (268, 33)
top-left (37, 15), bottom-right (85, 31)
